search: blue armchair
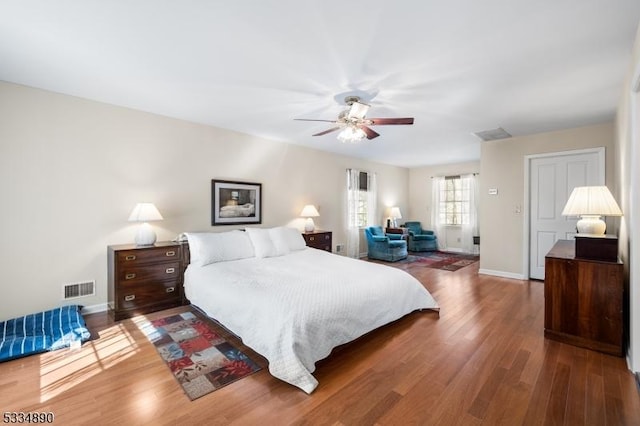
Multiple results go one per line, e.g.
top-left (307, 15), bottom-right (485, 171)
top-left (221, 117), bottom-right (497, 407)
top-left (404, 221), bottom-right (438, 252)
top-left (364, 226), bottom-right (408, 262)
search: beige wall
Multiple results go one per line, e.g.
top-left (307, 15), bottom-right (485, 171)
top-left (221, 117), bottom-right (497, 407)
top-left (0, 82), bottom-right (409, 320)
top-left (408, 161), bottom-right (480, 249)
top-left (615, 24), bottom-right (640, 372)
top-left (479, 122), bottom-right (616, 278)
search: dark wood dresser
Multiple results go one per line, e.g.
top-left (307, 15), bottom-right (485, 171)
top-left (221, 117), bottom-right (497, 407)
top-left (108, 242), bottom-right (184, 321)
top-left (544, 239), bottom-right (623, 356)
top-left (302, 231), bottom-right (332, 252)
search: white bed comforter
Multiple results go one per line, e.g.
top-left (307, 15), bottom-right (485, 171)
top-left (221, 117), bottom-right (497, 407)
top-left (184, 248), bottom-right (438, 393)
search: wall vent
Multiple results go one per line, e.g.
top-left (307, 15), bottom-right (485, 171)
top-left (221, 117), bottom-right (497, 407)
top-left (63, 280), bottom-right (95, 300)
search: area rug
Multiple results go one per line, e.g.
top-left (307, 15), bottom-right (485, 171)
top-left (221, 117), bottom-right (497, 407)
top-left (140, 311), bottom-right (261, 400)
top-left (404, 251), bottom-right (479, 271)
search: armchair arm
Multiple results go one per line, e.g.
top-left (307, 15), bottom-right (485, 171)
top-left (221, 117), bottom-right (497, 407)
top-left (372, 235), bottom-right (388, 243)
top-left (421, 230), bottom-right (435, 236)
top-left (387, 233), bottom-right (403, 240)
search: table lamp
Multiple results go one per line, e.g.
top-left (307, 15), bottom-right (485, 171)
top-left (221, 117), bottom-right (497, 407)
top-left (300, 205), bottom-right (320, 232)
top-left (389, 207), bottom-right (402, 228)
top-left (561, 186), bottom-right (622, 235)
top-left (128, 203), bottom-right (164, 246)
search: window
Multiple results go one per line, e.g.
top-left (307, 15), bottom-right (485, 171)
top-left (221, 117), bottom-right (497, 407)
top-left (347, 170), bottom-right (375, 228)
top-left (438, 176), bottom-right (470, 225)
top-left (349, 170), bottom-right (369, 228)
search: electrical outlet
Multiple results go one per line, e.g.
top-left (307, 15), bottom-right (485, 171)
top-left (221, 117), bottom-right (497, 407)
top-left (336, 244), bottom-right (344, 253)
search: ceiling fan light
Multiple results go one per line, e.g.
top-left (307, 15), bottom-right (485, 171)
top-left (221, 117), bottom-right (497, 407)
top-left (337, 125), bottom-right (366, 143)
top-left (347, 101), bottom-right (370, 119)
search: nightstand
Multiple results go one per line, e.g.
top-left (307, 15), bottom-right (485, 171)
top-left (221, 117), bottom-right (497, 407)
top-left (302, 231), bottom-right (332, 252)
top-left (108, 242), bottom-right (184, 321)
top-left (544, 240), bottom-right (623, 356)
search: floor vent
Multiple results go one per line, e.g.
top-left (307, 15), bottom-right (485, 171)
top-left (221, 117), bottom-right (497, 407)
top-left (63, 280), bottom-right (96, 300)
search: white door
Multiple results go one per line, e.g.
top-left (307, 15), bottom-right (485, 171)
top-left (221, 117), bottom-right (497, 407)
top-left (529, 149), bottom-right (604, 279)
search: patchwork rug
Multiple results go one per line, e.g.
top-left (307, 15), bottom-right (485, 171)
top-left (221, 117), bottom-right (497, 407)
top-left (404, 251), bottom-right (479, 271)
top-left (141, 311), bottom-right (261, 400)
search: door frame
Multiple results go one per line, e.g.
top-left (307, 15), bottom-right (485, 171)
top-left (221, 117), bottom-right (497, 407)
top-left (522, 147), bottom-right (605, 279)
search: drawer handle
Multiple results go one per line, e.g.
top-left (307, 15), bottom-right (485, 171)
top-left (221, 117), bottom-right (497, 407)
top-left (125, 273), bottom-right (136, 280)
top-left (166, 287), bottom-right (175, 293)
top-left (325, 235), bottom-right (330, 240)
top-left (124, 295), bottom-right (135, 302)
top-left (125, 255), bottom-right (136, 261)
top-left (166, 267), bottom-right (175, 274)
top-left (166, 251), bottom-right (176, 257)
top-left (310, 236), bottom-right (315, 241)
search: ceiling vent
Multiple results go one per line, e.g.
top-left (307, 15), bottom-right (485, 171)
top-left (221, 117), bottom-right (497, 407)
top-left (473, 127), bottom-right (512, 141)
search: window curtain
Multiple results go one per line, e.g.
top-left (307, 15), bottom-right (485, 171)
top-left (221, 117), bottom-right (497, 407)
top-left (431, 176), bottom-right (447, 250)
top-left (346, 169), bottom-right (361, 258)
top-left (460, 173), bottom-right (479, 254)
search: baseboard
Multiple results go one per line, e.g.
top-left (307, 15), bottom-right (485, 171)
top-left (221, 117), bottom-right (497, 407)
top-left (478, 268), bottom-right (526, 280)
top-left (442, 247), bottom-right (464, 253)
top-left (81, 303), bottom-right (108, 314)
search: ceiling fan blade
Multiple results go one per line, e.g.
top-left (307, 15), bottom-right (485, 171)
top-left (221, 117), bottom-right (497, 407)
top-left (294, 118), bottom-right (338, 123)
top-left (369, 117), bottom-right (414, 125)
top-left (360, 125), bottom-right (380, 140)
top-left (312, 127), bottom-right (341, 137)
top-left (348, 101), bottom-right (370, 119)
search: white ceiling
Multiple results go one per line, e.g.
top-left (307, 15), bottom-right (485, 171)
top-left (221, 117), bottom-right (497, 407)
top-left (1, 1), bottom-right (639, 167)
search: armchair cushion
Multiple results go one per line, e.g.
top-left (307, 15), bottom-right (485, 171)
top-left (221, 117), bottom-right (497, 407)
top-left (412, 234), bottom-right (436, 241)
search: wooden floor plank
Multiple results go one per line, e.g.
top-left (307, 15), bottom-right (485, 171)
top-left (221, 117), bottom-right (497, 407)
top-left (1, 261), bottom-right (638, 425)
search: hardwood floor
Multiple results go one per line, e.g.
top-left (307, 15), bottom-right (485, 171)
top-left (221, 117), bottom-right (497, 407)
top-left (1, 260), bottom-right (639, 425)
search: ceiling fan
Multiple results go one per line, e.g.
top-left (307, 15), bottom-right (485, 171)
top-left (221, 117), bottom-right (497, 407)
top-left (295, 96), bottom-right (414, 142)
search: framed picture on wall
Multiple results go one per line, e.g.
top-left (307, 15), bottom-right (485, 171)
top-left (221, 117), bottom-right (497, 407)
top-left (211, 179), bottom-right (262, 225)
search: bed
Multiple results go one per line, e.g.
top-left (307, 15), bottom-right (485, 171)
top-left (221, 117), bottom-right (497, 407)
top-left (184, 227), bottom-right (438, 393)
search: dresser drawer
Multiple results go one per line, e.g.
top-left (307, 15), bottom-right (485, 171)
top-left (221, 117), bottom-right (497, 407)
top-left (303, 231), bottom-right (332, 252)
top-left (117, 261), bottom-right (180, 284)
top-left (117, 247), bottom-right (179, 265)
top-left (118, 281), bottom-right (180, 310)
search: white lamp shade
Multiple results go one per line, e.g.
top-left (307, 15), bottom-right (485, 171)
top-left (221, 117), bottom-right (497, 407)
top-left (389, 207), bottom-right (402, 219)
top-left (128, 203), bottom-right (164, 222)
top-left (561, 186), bottom-right (622, 216)
top-left (300, 204), bottom-right (320, 217)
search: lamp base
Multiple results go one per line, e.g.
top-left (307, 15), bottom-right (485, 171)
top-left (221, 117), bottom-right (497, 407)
top-left (304, 218), bottom-right (315, 232)
top-left (135, 222), bottom-right (157, 246)
top-left (576, 215), bottom-right (606, 235)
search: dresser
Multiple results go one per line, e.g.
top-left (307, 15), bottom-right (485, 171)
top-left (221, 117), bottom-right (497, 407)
top-left (108, 242), bottom-right (184, 321)
top-left (302, 231), bottom-right (332, 252)
top-left (544, 239), bottom-right (624, 356)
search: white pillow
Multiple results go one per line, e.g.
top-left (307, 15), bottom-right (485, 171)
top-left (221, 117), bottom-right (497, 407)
top-left (269, 227), bottom-right (292, 256)
top-left (245, 227), bottom-right (278, 258)
top-left (272, 226), bottom-right (307, 251)
top-left (185, 231), bottom-right (255, 266)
